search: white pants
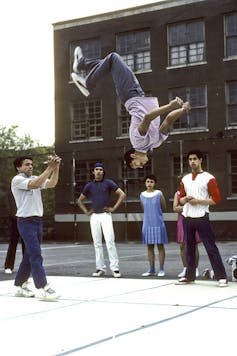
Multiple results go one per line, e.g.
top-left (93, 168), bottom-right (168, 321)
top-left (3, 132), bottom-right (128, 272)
top-left (90, 212), bottom-right (119, 272)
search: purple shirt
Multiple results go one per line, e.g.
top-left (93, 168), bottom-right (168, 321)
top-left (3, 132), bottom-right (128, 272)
top-left (125, 96), bottom-right (168, 153)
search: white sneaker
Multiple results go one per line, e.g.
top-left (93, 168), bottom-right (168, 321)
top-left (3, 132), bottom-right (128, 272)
top-left (38, 284), bottom-right (60, 301)
top-left (15, 281), bottom-right (35, 298)
top-left (71, 72), bottom-right (90, 97)
top-left (142, 271), bottom-right (156, 277)
top-left (72, 46), bottom-right (83, 73)
top-left (218, 279), bottom-right (228, 287)
top-left (195, 268), bottom-right (199, 277)
top-left (157, 270), bottom-right (166, 277)
top-left (178, 267), bottom-right (187, 278)
top-left (92, 270), bottom-right (105, 277)
top-left (5, 268), bottom-right (12, 274)
top-left (112, 270), bottom-right (121, 278)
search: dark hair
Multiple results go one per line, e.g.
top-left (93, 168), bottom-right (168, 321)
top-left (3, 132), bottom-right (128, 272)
top-left (187, 150), bottom-right (203, 160)
top-left (13, 156), bottom-right (33, 171)
top-left (124, 148), bottom-right (135, 167)
top-left (144, 174), bottom-right (157, 183)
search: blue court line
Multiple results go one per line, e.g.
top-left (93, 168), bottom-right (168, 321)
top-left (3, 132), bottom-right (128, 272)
top-left (53, 293), bottom-right (237, 356)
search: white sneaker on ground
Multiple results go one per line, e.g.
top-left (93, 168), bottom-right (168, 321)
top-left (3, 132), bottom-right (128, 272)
top-left (72, 46), bottom-right (83, 73)
top-left (157, 270), bottom-right (166, 277)
top-left (38, 284), bottom-right (60, 301)
top-left (15, 281), bottom-right (35, 298)
top-left (71, 72), bottom-right (90, 97)
top-left (142, 271), bottom-right (156, 277)
top-left (218, 279), bottom-right (228, 287)
top-left (5, 268), bottom-right (12, 274)
top-left (92, 270), bottom-right (105, 277)
top-left (178, 267), bottom-right (187, 278)
top-left (112, 270), bottom-right (121, 278)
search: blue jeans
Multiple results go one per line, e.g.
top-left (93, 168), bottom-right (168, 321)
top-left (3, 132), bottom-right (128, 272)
top-left (15, 217), bottom-right (47, 289)
top-left (183, 214), bottom-right (227, 281)
top-left (78, 52), bottom-right (144, 104)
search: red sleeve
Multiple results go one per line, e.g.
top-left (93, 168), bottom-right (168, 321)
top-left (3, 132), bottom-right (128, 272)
top-left (208, 178), bottom-right (221, 204)
top-left (179, 181), bottom-right (186, 198)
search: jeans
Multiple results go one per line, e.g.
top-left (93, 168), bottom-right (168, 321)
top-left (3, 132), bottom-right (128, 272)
top-left (15, 217), bottom-right (47, 289)
top-left (4, 216), bottom-right (25, 270)
top-left (90, 212), bottom-right (119, 272)
top-left (183, 214), bottom-right (227, 280)
top-left (78, 52), bottom-right (144, 104)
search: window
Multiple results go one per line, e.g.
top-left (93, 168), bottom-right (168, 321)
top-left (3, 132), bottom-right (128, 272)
top-left (169, 86), bottom-right (207, 131)
top-left (121, 159), bottom-right (152, 199)
top-left (168, 21), bottom-right (205, 66)
top-left (229, 151), bottom-right (237, 195)
top-left (225, 81), bottom-right (237, 127)
top-left (116, 30), bottom-right (151, 72)
top-left (224, 13), bottom-right (237, 58)
top-left (71, 99), bottom-right (102, 141)
top-left (70, 38), bottom-right (101, 76)
top-left (75, 160), bottom-right (103, 196)
top-left (117, 102), bottom-right (130, 137)
top-left (172, 153), bottom-right (207, 194)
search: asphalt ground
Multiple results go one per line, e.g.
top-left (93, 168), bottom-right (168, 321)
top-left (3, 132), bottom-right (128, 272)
top-left (1, 240), bottom-right (237, 356)
top-left (0, 240), bottom-right (237, 282)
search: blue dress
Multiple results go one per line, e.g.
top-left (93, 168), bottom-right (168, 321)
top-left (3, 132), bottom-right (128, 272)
top-left (140, 190), bottom-right (168, 244)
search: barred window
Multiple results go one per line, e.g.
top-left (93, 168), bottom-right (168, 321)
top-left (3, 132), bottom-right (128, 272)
top-left (117, 103), bottom-right (130, 137)
top-left (225, 81), bottom-right (237, 127)
top-left (70, 38), bottom-right (101, 77)
top-left (75, 160), bottom-right (103, 195)
top-left (229, 151), bottom-right (237, 195)
top-left (71, 99), bottom-right (102, 141)
top-left (224, 13), bottom-right (237, 58)
top-left (121, 159), bottom-right (152, 200)
top-left (169, 86), bottom-right (207, 131)
top-left (116, 30), bottom-right (151, 72)
top-left (168, 21), bottom-right (205, 66)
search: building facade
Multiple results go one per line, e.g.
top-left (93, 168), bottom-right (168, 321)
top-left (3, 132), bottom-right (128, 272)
top-left (53, 0), bottom-right (237, 242)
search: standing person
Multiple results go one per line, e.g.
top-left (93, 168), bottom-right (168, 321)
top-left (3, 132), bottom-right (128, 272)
top-left (173, 176), bottom-right (200, 278)
top-left (178, 150), bottom-right (228, 286)
top-left (140, 175), bottom-right (168, 277)
top-left (78, 163), bottom-right (126, 277)
top-left (4, 190), bottom-right (25, 274)
top-left (11, 154), bottom-right (61, 300)
top-left (71, 47), bottom-right (190, 169)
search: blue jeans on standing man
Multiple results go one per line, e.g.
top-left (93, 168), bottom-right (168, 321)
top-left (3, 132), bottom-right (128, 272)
top-left (15, 217), bottom-right (47, 289)
top-left (77, 52), bottom-right (145, 104)
top-left (183, 213), bottom-right (227, 281)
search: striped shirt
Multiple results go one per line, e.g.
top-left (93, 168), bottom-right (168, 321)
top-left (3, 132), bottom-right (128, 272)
top-left (180, 171), bottom-right (221, 218)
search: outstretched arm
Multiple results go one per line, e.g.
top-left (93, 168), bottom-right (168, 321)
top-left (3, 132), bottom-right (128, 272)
top-left (138, 97), bottom-right (183, 135)
top-left (160, 102), bottom-right (191, 134)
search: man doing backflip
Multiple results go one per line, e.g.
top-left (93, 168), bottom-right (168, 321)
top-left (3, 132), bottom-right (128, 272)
top-left (71, 47), bottom-right (190, 169)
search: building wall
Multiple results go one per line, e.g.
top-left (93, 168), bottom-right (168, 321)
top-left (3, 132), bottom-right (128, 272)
top-left (53, 0), bottom-right (237, 242)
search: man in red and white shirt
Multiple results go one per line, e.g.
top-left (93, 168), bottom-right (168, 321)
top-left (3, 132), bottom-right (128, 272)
top-left (178, 150), bottom-right (228, 287)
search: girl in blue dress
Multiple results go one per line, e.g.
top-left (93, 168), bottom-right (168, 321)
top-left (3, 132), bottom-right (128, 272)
top-left (140, 174), bottom-right (168, 277)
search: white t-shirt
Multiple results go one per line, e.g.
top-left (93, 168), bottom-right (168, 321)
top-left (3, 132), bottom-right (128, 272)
top-left (11, 173), bottom-right (48, 217)
top-left (125, 96), bottom-right (168, 153)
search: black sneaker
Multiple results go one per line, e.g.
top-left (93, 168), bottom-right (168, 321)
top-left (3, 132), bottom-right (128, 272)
top-left (92, 270), bottom-right (105, 277)
top-left (112, 270), bottom-right (121, 278)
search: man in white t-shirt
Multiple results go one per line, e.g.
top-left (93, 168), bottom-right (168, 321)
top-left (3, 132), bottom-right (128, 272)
top-left (71, 47), bottom-right (190, 168)
top-left (11, 154), bottom-right (61, 300)
top-left (178, 150), bottom-right (228, 287)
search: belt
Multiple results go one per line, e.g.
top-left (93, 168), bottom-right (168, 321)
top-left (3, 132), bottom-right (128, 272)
top-left (18, 216), bottom-right (42, 220)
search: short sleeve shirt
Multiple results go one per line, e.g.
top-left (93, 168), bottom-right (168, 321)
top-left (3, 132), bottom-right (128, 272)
top-left (11, 173), bottom-right (48, 217)
top-left (82, 179), bottom-right (119, 213)
top-left (125, 96), bottom-right (168, 153)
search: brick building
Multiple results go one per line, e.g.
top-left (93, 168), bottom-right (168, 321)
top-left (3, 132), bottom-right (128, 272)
top-left (53, 0), bottom-right (237, 242)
